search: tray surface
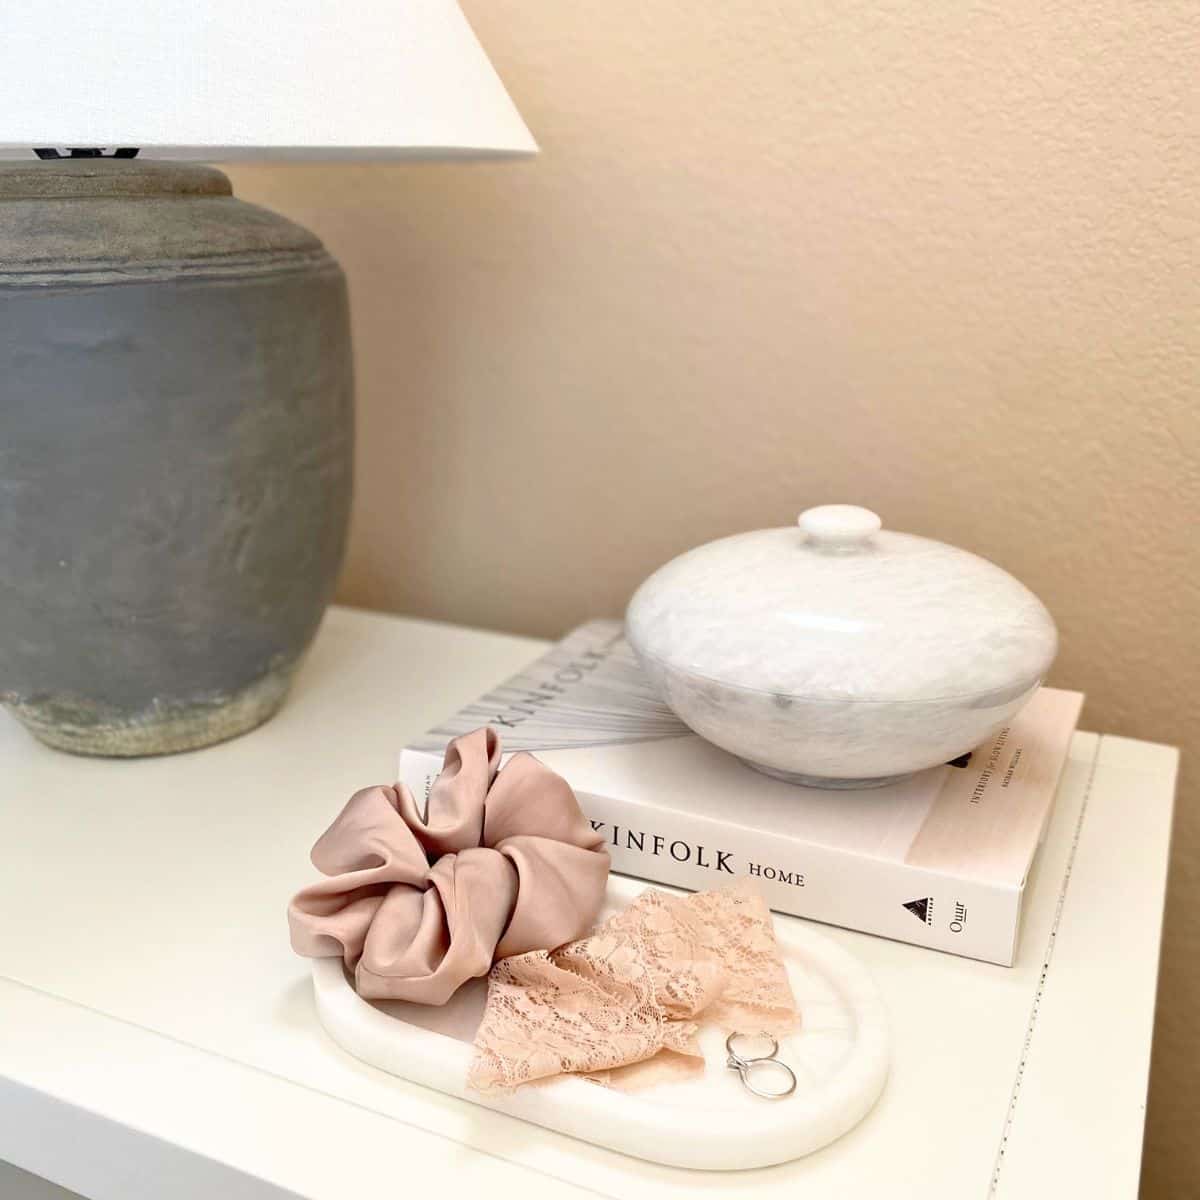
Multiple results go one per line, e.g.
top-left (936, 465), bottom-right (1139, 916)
top-left (312, 875), bottom-right (890, 1170)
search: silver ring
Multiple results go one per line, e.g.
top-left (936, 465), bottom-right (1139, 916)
top-left (739, 1057), bottom-right (798, 1100)
top-left (725, 1032), bottom-right (779, 1064)
top-left (725, 1033), bottom-right (797, 1100)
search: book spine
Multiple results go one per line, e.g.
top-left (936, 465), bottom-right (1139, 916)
top-left (580, 787), bottom-right (1022, 966)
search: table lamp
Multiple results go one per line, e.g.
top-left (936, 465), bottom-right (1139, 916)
top-left (0, 1), bottom-right (534, 757)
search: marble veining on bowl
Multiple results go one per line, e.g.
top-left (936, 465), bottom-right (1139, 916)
top-left (625, 505), bottom-right (1058, 788)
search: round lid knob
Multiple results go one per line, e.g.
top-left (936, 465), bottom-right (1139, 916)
top-left (798, 505), bottom-right (882, 550)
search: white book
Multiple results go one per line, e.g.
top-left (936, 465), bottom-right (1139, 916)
top-left (398, 620), bottom-right (1084, 966)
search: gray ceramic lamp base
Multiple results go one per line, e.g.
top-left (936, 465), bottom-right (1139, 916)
top-left (6, 661), bottom-right (297, 757)
top-left (0, 160), bottom-right (353, 756)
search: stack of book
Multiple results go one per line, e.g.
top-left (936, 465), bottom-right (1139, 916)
top-left (399, 620), bottom-right (1083, 965)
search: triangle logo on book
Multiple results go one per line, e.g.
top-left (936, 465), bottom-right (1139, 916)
top-left (904, 897), bottom-right (934, 925)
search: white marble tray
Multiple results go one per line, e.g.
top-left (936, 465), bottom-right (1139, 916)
top-left (311, 875), bottom-right (890, 1170)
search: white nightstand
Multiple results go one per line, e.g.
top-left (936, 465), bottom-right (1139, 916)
top-left (0, 607), bottom-right (1177, 1199)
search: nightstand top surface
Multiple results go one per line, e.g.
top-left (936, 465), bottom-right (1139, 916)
top-left (0, 607), bottom-right (1178, 1200)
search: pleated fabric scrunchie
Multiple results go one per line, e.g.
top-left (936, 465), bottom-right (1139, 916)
top-left (288, 727), bottom-right (609, 1005)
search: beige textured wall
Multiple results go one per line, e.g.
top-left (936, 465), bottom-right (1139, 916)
top-left (228, 1), bottom-right (1198, 1191)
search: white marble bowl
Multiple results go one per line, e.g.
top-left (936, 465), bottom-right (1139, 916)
top-left (625, 505), bottom-right (1058, 788)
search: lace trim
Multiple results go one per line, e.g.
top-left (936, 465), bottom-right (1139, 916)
top-left (469, 880), bottom-right (796, 1093)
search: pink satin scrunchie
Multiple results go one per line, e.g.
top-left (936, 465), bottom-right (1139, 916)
top-left (288, 728), bottom-right (609, 1005)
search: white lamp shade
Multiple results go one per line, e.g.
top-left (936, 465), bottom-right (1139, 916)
top-left (0, 0), bottom-right (536, 160)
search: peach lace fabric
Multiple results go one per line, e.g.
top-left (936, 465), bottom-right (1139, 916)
top-left (468, 880), bottom-right (797, 1093)
top-left (288, 728), bottom-right (609, 1005)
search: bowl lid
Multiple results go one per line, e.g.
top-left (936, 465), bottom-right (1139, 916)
top-left (625, 505), bottom-right (1057, 704)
